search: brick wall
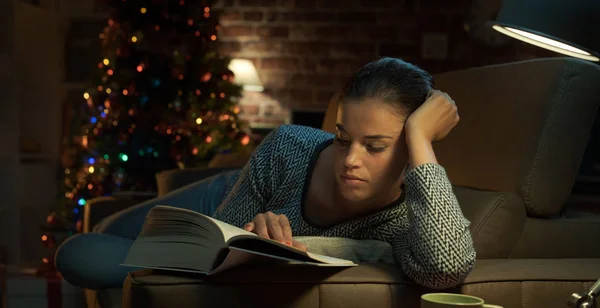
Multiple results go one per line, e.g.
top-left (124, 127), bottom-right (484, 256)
top-left (216, 0), bottom-right (557, 111)
top-left (63, 0), bottom-right (559, 113)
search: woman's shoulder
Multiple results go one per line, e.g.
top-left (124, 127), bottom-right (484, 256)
top-left (267, 124), bottom-right (334, 150)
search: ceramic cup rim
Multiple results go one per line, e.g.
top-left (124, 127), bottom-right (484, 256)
top-left (421, 293), bottom-right (485, 305)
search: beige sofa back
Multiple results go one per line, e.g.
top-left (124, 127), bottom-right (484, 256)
top-left (433, 57), bottom-right (600, 217)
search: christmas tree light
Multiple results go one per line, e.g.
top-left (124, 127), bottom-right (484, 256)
top-left (38, 0), bottom-right (251, 274)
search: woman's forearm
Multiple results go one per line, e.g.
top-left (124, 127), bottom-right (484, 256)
top-left (406, 131), bottom-right (438, 169)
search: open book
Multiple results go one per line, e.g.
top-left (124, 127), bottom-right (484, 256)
top-left (121, 205), bottom-right (356, 275)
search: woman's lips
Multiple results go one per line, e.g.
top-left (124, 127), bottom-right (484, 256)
top-left (341, 174), bottom-right (366, 186)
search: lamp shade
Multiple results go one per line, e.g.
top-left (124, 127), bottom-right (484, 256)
top-left (228, 59), bottom-right (264, 92)
top-left (489, 0), bottom-right (600, 62)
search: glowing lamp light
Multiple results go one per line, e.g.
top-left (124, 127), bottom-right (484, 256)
top-left (490, 0), bottom-right (600, 62)
top-left (228, 59), bottom-right (264, 92)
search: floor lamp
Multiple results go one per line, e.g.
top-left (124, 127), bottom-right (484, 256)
top-left (488, 0), bottom-right (600, 307)
top-left (489, 0), bottom-right (599, 63)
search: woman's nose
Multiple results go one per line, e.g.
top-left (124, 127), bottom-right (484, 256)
top-left (344, 147), bottom-right (361, 168)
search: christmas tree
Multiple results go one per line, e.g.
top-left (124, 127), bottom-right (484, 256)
top-left (39, 0), bottom-right (251, 273)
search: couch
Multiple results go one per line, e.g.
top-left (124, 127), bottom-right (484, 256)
top-left (66, 57), bottom-right (600, 308)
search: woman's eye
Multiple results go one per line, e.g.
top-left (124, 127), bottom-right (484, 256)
top-left (367, 145), bottom-right (387, 153)
top-left (335, 137), bottom-right (350, 146)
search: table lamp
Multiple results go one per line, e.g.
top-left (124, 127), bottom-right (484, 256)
top-left (490, 1), bottom-right (600, 306)
top-left (228, 59), bottom-right (264, 92)
top-left (489, 0), bottom-right (600, 63)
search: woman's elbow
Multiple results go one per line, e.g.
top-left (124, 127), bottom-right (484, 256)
top-left (405, 252), bottom-right (476, 290)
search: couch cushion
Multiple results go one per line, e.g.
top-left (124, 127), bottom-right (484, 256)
top-left (453, 186), bottom-right (526, 259)
top-left (462, 259), bottom-right (600, 308)
top-left (122, 259), bottom-right (600, 308)
top-left (432, 57), bottom-right (600, 217)
top-left (123, 264), bottom-right (428, 308)
top-left (507, 211), bottom-right (600, 259)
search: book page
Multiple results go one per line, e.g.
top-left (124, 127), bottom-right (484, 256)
top-left (120, 263), bottom-right (209, 275)
top-left (227, 236), bottom-right (356, 265)
top-left (204, 216), bottom-right (257, 241)
top-left (208, 247), bottom-right (289, 275)
top-left (152, 205), bottom-right (255, 242)
top-left (226, 247), bottom-right (356, 267)
top-left (305, 251), bottom-right (357, 265)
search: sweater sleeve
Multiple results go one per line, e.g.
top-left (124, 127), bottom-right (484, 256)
top-left (393, 163), bottom-right (476, 289)
top-left (211, 128), bottom-right (282, 228)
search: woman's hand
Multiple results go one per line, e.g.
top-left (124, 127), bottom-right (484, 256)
top-left (403, 90), bottom-right (459, 169)
top-left (244, 212), bottom-right (307, 251)
top-left (405, 89), bottom-right (459, 143)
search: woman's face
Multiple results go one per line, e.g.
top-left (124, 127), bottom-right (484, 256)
top-left (333, 98), bottom-right (409, 209)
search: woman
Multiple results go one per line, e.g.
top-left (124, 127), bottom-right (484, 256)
top-left (56, 57), bottom-right (475, 291)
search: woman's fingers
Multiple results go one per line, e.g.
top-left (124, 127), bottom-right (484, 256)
top-left (265, 212), bottom-right (285, 243)
top-left (246, 212), bottom-right (298, 247)
top-left (253, 214), bottom-right (270, 239)
top-left (292, 240), bottom-right (307, 252)
top-left (278, 214), bottom-right (293, 245)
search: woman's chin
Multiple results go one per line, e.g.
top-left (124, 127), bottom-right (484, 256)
top-left (338, 188), bottom-right (369, 203)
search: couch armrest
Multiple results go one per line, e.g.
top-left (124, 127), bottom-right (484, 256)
top-left (83, 193), bottom-right (155, 233)
top-left (155, 167), bottom-right (241, 196)
top-left (453, 186), bottom-right (527, 259)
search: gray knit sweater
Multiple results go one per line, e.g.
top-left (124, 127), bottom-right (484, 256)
top-left (213, 124), bottom-right (476, 289)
